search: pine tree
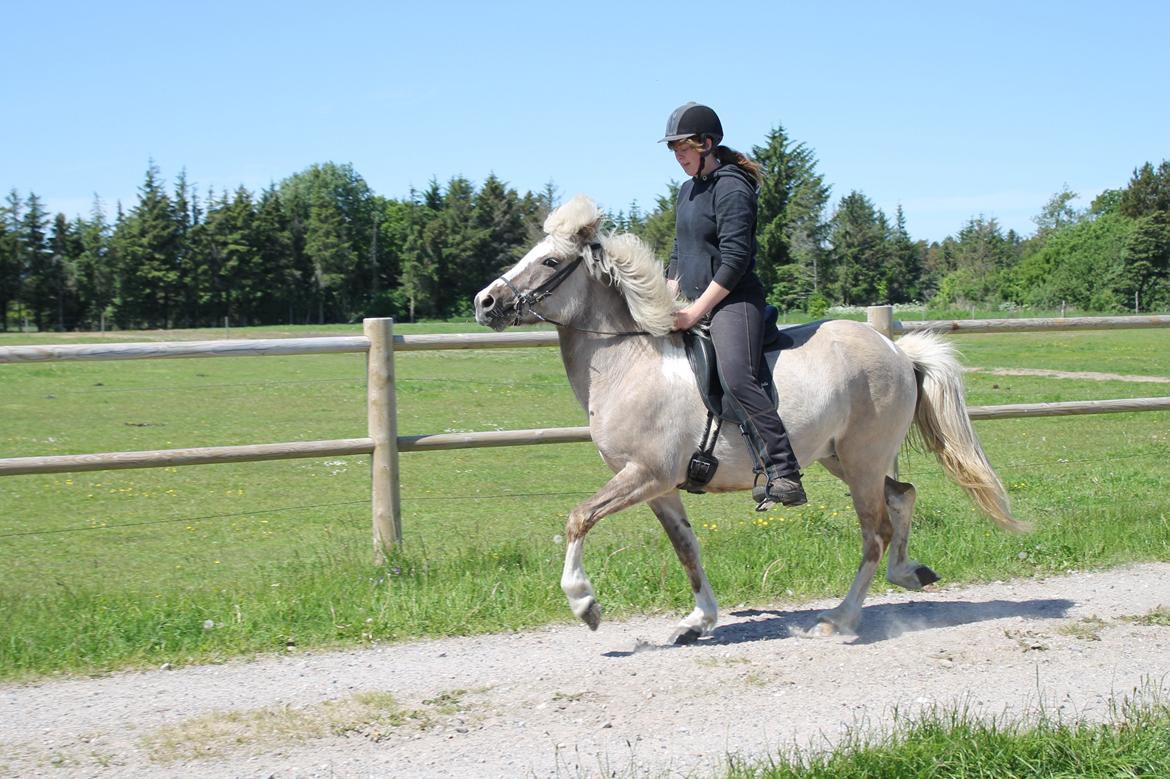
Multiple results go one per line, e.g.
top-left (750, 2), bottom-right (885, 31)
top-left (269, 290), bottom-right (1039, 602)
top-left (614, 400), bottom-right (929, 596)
top-left (469, 174), bottom-right (526, 309)
top-left (116, 163), bottom-right (182, 327)
top-left (75, 195), bottom-right (115, 329)
top-left (752, 126), bottom-right (831, 301)
top-left (1119, 160), bottom-right (1170, 219)
top-left (397, 185), bottom-right (442, 321)
top-left (886, 205), bottom-right (925, 303)
top-left (215, 187), bottom-right (260, 324)
top-left (47, 212), bottom-right (82, 330)
top-left (21, 193), bottom-right (52, 330)
top-left (0, 190), bottom-right (22, 330)
top-left (173, 168), bottom-right (198, 325)
top-left (634, 183), bottom-right (680, 263)
top-left (827, 192), bottom-right (890, 306)
top-left (1120, 211), bottom-right (1170, 311)
top-left (430, 176), bottom-right (487, 318)
top-left (537, 180), bottom-right (559, 218)
top-left (253, 185), bottom-right (296, 323)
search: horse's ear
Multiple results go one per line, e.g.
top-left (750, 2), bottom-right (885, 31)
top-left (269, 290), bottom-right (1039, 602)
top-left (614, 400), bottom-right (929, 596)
top-left (543, 195), bottom-right (602, 244)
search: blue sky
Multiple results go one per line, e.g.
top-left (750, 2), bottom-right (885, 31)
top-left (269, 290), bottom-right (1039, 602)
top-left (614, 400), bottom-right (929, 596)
top-left (3, 1), bottom-right (1168, 242)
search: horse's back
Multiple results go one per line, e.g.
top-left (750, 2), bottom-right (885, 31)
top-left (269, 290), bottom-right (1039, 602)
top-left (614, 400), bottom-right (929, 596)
top-left (772, 319), bottom-right (917, 450)
top-left (776, 318), bottom-right (909, 376)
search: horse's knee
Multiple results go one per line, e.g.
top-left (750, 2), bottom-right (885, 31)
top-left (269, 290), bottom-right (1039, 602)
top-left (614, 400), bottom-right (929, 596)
top-left (565, 508), bottom-right (594, 542)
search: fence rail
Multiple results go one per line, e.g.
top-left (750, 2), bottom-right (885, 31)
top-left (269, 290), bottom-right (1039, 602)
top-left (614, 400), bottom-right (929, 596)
top-left (3, 307), bottom-right (1169, 558)
top-left (0, 336), bottom-right (369, 363)
top-left (894, 315), bottom-right (1170, 335)
top-left (0, 331), bottom-right (560, 364)
top-left (0, 439), bottom-right (376, 476)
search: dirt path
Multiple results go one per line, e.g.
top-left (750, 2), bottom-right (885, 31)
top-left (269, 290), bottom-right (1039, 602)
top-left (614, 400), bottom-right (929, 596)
top-left (968, 366), bottom-right (1170, 383)
top-left (3, 563), bottom-right (1169, 778)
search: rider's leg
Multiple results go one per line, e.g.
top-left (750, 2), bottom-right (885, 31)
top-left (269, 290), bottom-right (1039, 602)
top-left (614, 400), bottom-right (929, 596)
top-left (709, 298), bottom-right (806, 507)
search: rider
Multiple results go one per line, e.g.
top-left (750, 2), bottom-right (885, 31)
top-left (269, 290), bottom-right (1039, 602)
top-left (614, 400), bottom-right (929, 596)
top-left (662, 102), bottom-right (806, 508)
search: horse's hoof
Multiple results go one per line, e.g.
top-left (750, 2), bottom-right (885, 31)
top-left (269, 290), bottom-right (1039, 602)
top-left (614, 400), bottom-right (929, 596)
top-left (669, 626), bottom-right (702, 645)
top-left (915, 565), bottom-right (940, 587)
top-left (581, 598), bottom-right (602, 631)
top-left (811, 620), bottom-right (839, 637)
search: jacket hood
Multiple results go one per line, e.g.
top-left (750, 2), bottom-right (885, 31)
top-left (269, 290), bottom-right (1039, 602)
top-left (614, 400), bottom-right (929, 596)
top-left (709, 162), bottom-right (759, 191)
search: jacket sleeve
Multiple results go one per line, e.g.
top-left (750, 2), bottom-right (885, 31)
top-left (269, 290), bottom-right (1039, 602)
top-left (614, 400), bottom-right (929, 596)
top-left (666, 237), bottom-right (679, 279)
top-left (711, 175), bottom-right (757, 291)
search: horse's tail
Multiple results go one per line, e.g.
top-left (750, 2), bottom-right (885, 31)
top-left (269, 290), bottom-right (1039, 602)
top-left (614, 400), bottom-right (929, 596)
top-left (896, 331), bottom-right (1030, 533)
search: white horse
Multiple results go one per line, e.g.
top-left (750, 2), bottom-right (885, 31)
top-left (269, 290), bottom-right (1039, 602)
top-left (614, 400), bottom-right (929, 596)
top-left (474, 195), bottom-right (1024, 644)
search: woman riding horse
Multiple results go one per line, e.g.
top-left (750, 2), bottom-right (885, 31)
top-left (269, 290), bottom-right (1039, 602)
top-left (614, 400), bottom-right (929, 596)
top-left (662, 102), bottom-right (805, 509)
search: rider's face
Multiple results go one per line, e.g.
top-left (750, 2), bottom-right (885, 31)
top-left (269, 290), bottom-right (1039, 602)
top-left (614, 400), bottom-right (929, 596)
top-left (670, 138), bottom-right (704, 177)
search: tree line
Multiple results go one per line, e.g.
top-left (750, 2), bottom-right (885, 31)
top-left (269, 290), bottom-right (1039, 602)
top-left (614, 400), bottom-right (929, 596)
top-left (2, 135), bottom-right (1168, 332)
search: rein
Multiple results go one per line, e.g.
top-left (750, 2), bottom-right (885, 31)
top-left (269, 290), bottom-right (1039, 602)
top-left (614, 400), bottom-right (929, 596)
top-left (494, 243), bottom-right (654, 337)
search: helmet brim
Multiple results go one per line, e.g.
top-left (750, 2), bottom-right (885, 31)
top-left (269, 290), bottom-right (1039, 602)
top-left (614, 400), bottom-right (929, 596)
top-left (659, 133), bottom-right (696, 143)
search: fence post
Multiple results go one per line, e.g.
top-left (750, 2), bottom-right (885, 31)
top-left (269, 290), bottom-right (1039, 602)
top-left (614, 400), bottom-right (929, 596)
top-left (365, 317), bottom-right (402, 562)
top-left (867, 305), bottom-right (894, 339)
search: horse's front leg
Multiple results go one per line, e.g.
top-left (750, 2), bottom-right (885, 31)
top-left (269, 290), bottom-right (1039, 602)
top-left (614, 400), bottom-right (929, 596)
top-left (647, 492), bottom-right (718, 645)
top-left (561, 462), bottom-right (668, 630)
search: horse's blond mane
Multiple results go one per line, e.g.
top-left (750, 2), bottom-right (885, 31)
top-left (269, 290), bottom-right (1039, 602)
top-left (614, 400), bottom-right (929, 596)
top-left (543, 195), bottom-right (677, 336)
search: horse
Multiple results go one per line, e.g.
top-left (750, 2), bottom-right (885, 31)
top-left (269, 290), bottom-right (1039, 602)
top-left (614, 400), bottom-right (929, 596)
top-left (473, 195), bottom-right (1024, 645)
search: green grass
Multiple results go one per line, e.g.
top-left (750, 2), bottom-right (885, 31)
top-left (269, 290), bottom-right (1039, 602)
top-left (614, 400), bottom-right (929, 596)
top-left (1, 321), bottom-right (1168, 679)
top-left (724, 697), bottom-right (1170, 778)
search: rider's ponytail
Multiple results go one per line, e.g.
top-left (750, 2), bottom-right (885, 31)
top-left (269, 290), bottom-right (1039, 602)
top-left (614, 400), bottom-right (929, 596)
top-left (713, 146), bottom-right (763, 185)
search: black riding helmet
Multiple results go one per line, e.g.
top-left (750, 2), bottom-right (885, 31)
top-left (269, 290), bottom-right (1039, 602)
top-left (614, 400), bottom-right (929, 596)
top-left (659, 102), bottom-right (723, 147)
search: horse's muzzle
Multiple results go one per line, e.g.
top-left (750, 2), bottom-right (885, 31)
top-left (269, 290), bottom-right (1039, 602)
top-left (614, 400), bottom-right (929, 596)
top-left (474, 286), bottom-right (515, 331)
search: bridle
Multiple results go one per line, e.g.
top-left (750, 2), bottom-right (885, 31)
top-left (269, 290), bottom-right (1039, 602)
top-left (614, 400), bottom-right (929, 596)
top-left (489, 242), bottom-right (652, 337)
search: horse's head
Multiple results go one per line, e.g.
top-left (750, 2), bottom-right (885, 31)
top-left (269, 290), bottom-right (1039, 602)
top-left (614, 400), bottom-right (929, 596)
top-left (474, 195), bottom-right (603, 331)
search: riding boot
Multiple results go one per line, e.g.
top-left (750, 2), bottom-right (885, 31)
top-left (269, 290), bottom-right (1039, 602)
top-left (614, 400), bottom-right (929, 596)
top-left (741, 421), bottom-right (806, 510)
top-left (764, 466), bottom-right (807, 508)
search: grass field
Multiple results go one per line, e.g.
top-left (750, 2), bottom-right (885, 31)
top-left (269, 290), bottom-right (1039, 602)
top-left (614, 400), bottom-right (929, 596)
top-left (1, 319), bottom-right (1168, 679)
top-left (725, 696), bottom-right (1170, 778)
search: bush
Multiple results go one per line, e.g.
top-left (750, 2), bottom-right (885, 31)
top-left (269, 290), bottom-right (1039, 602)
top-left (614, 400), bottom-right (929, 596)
top-left (806, 291), bottom-right (829, 318)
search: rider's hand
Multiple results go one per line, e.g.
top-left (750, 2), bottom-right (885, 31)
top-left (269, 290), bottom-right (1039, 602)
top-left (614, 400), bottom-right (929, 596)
top-left (672, 306), bottom-right (704, 331)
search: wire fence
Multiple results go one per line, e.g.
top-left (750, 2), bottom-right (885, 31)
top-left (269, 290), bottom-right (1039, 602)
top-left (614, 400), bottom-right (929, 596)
top-left (4, 446), bottom-right (1164, 541)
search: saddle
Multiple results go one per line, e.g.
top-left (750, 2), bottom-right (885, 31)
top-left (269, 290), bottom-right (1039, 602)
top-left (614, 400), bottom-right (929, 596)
top-left (678, 305), bottom-right (798, 493)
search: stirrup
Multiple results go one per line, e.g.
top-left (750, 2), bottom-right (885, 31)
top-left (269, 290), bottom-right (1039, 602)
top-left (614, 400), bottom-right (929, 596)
top-left (754, 473), bottom-right (807, 511)
top-left (752, 483), bottom-right (774, 512)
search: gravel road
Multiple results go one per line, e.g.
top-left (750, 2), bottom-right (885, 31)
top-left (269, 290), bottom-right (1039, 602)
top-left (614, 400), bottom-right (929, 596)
top-left (3, 562), bottom-right (1169, 778)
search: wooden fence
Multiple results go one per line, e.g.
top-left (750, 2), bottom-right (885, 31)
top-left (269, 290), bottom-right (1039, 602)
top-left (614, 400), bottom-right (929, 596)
top-left (2, 307), bottom-right (1169, 559)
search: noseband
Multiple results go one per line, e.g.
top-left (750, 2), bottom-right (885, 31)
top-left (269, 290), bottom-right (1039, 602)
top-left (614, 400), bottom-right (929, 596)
top-left (488, 243), bottom-right (651, 337)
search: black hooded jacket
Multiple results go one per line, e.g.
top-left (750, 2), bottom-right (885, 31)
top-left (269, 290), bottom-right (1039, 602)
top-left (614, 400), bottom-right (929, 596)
top-left (666, 162), bottom-right (766, 304)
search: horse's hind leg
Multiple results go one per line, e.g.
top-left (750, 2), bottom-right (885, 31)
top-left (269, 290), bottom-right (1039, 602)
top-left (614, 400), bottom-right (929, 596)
top-left (561, 462), bottom-right (667, 630)
top-left (812, 459), bottom-right (888, 636)
top-left (647, 492), bottom-right (718, 645)
top-left (884, 477), bottom-right (940, 589)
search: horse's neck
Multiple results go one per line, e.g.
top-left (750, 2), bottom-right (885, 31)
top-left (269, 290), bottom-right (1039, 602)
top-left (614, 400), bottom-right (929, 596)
top-left (557, 285), bottom-right (655, 413)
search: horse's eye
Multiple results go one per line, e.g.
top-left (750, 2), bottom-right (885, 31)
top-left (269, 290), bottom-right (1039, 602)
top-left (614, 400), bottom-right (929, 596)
top-left (542, 257), bottom-right (560, 268)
